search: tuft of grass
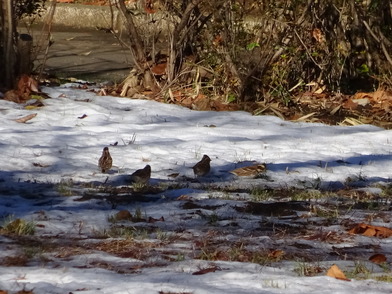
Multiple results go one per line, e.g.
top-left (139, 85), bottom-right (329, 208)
top-left (250, 188), bottom-right (274, 201)
top-left (132, 181), bottom-right (148, 191)
top-left (347, 261), bottom-right (372, 280)
top-left (233, 150), bottom-right (252, 162)
top-left (134, 207), bottom-right (144, 220)
top-left (262, 279), bottom-right (287, 289)
top-left (203, 212), bottom-right (219, 225)
top-left (175, 253), bottom-right (185, 262)
top-left (1, 216), bottom-right (36, 235)
top-left (156, 228), bottom-right (170, 241)
top-left (379, 183), bottom-right (392, 197)
top-left (290, 189), bottom-right (323, 201)
top-left (56, 179), bottom-right (75, 196)
top-left (199, 248), bottom-right (219, 260)
top-left (92, 226), bottom-right (135, 239)
top-left (374, 275), bottom-right (392, 283)
top-left (293, 261), bottom-right (324, 277)
top-left (311, 205), bottom-right (340, 220)
top-left (23, 245), bottom-right (44, 259)
top-left (2, 254), bottom-right (30, 266)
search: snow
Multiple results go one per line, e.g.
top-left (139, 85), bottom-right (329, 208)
top-left (0, 83), bottom-right (391, 293)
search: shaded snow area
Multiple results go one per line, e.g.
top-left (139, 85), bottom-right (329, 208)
top-left (0, 84), bottom-right (391, 294)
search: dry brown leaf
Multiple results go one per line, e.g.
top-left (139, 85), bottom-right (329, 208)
top-left (342, 99), bottom-right (359, 110)
top-left (362, 226), bottom-right (377, 237)
top-left (151, 63), bottom-right (167, 75)
top-left (348, 223), bottom-right (392, 238)
top-left (268, 249), bottom-right (285, 259)
top-left (14, 113), bottom-right (37, 123)
top-left (369, 253), bottom-right (387, 264)
top-left (177, 195), bottom-right (190, 200)
top-left (147, 216), bottom-right (165, 223)
top-left (312, 28), bottom-right (325, 43)
top-left (192, 265), bottom-right (221, 275)
top-left (18, 74), bottom-right (39, 94)
top-left (167, 173), bottom-right (180, 178)
top-left (373, 90), bottom-right (391, 102)
top-left (352, 92), bottom-right (372, 100)
top-left (115, 210), bottom-right (132, 221)
top-left (4, 90), bottom-right (21, 103)
top-left (193, 94), bottom-right (210, 111)
top-left (326, 264), bottom-right (350, 281)
top-left (16, 290), bottom-right (34, 294)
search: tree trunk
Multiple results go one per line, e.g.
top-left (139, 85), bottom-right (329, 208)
top-left (0, 0), bottom-right (17, 89)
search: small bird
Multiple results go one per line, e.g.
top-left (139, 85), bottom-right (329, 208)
top-left (230, 163), bottom-right (267, 177)
top-left (98, 147), bottom-right (112, 173)
top-left (130, 164), bottom-right (151, 184)
top-left (192, 154), bottom-right (211, 177)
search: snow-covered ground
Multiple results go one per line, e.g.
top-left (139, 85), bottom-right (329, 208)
top-left (0, 84), bottom-right (391, 293)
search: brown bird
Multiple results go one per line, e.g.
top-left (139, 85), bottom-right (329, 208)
top-left (192, 154), bottom-right (211, 177)
top-left (230, 163), bottom-right (267, 177)
top-left (130, 164), bottom-right (151, 184)
top-left (98, 147), bottom-right (112, 173)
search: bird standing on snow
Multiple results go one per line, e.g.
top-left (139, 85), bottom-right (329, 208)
top-left (130, 164), bottom-right (151, 184)
top-left (192, 154), bottom-right (211, 177)
top-left (98, 147), bottom-right (112, 173)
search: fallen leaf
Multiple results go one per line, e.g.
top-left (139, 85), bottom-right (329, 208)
top-left (151, 63), bottom-right (167, 75)
top-left (348, 223), bottom-right (392, 238)
top-left (192, 265), bottom-right (221, 275)
top-left (79, 51), bottom-right (92, 56)
top-left (78, 114), bottom-right (88, 119)
top-left (268, 249), bottom-right (285, 259)
top-left (326, 264), bottom-right (350, 281)
top-left (369, 253), bottom-right (387, 264)
top-left (167, 173), bottom-right (179, 178)
top-left (115, 210), bottom-right (132, 221)
top-left (18, 74), bottom-right (39, 93)
top-left (4, 90), bottom-right (21, 103)
top-left (148, 216), bottom-right (165, 223)
top-left (312, 28), bottom-right (325, 43)
top-left (13, 113), bottom-right (37, 123)
top-left (177, 195), bottom-right (190, 200)
top-left (16, 290), bottom-right (34, 294)
top-left (342, 99), bottom-right (359, 110)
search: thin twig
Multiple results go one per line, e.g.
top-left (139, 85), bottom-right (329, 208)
top-left (362, 20), bottom-right (392, 67)
top-left (294, 29), bottom-right (323, 70)
top-left (362, 20), bottom-right (379, 42)
top-left (381, 42), bottom-right (392, 67)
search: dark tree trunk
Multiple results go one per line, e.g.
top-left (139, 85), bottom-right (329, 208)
top-left (0, 0), bottom-right (17, 89)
